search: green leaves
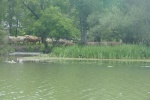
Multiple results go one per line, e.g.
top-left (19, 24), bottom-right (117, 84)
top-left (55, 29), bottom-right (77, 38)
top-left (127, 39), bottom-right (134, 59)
top-left (86, 0), bottom-right (150, 44)
top-left (1, 0), bottom-right (150, 46)
top-left (34, 6), bottom-right (79, 40)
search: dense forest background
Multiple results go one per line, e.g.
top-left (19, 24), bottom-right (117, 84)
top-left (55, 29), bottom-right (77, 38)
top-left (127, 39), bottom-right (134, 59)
top-left (0, 0), bottom-right (150, 46)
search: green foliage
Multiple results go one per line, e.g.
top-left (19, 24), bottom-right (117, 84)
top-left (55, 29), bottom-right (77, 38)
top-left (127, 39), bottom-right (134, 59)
top-left (50, 45), bottom-right (150, 59)
top-left (0, 29), bottom-right (14, 55)
top-left (26, 44), bottom-right (44, 52)
top-left (0, 45), bottom-right (14, 55)
top-left (69, 0), bottom-right (103, 44)
top-left (0, 30), bottom-right (8, 44)
top-left (0, 0), bottom-right (7, 22)
top-left (87, 6), bottom-right (123, 41)
top-left (87, 0), bottom-right (150, 44)
top-left (34, 6), bottom-right (79, 40)
top-left (0, 0), bottom-right (150, 47)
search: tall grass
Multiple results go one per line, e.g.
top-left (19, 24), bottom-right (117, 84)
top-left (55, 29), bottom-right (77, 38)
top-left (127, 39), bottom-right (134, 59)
top-left (50, 44), bottom-right (150, 59)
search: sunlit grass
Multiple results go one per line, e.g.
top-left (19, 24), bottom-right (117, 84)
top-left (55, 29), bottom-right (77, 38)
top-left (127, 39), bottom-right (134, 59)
top-left (50, 44), bottom-right (150, 59)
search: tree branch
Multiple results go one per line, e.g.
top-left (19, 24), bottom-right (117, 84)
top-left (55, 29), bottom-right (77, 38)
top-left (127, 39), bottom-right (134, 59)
top-left (23, 1), bottom-right (39, 20)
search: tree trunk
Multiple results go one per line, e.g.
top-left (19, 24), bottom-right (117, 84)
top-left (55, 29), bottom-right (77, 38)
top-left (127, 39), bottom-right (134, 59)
top-left (41, 36), bottom-right (48, 49)
top-left (80, 27), bottom-right (88, 45)
top-left (8, 0), bottom-right (13, 35)
top-left (41, 33), bottom-right (50, 53)
top-left (79, 13), bottom-right (88, 45)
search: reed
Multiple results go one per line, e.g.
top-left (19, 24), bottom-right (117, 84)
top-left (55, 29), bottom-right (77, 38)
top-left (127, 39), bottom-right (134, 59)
top-left (50, 44), bottom-right (150, 59)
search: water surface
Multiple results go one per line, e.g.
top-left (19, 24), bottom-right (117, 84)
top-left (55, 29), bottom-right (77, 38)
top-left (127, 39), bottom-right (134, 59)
top-left (0, 61), bottom-right (150, 100)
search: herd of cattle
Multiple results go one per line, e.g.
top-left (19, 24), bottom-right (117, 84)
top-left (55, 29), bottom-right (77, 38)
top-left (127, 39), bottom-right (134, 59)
top-left (7, 35), bottom-right (74, 46)
top-left (8, 35), bottom-right (41, 44)
top-left (7, 35), bottom-right (122, 46)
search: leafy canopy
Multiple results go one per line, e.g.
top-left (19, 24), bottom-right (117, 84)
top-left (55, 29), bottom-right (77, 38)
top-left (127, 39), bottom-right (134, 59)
top-left (34, 6), bottom-right (79, 40)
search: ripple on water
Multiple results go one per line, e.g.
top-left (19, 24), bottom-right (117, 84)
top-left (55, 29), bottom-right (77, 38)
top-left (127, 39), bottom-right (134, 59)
top-left (107, 66), bottom-right (114, 68)
top-left (0, 92), bottom-right (6, 97)
top-left (141, 66), bottom-right (150, 67)
top-left (1, 62), bottom-right (150, 100)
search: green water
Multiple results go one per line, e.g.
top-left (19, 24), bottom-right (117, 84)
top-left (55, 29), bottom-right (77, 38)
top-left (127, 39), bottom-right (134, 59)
top-left (0, 61), bottom-right (150, 100)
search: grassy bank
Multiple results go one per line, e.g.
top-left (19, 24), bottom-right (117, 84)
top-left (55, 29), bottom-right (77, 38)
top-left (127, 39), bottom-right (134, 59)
top-left (49, 44), bottom-right (150, 59)
top-left (0, 45), bottom-right (15, 55)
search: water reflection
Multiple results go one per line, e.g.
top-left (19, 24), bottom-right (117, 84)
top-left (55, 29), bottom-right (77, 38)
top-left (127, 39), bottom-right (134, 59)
top-left (0, 52), bottom-right (41, 64)
top-left (0, 61), bottom-right (150, 100)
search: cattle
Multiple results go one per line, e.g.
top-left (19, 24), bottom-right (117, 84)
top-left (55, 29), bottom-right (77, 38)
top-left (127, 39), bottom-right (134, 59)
top-left (8, 36), bottom-right (18, 44)
top-left (87, 42), bottom-right (100, 46)
top-left (8, 36), bottom-right (27, 45)
top-left (25, 35), bottom-right (41, 44)
top-left (16, 36), bottom-right (26, 44)
top-left (46, 38), bottom-right (53, 44)
top-left (101, 42), bottom-right (122, 46)
top-left (87, 41), bottom-right (122, 46)
top-left (8, 35), bottom-right (41, 45)
top-left (58, 39), bottom-right (74, 46)
top-left (46, 38), bottom-right (74, 46)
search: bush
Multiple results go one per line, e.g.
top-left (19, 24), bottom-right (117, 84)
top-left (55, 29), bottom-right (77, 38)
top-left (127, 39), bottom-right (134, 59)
top-left (0, 30), bottom-right (8, 44)
top-left (0, 30), bottom-right (14, 55)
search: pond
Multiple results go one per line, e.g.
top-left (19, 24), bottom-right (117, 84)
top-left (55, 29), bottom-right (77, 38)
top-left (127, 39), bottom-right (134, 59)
top-left (0, 60), bottom-right (150, 100)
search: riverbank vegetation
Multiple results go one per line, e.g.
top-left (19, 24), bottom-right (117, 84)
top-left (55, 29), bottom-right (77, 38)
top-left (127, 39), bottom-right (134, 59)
top-left (50, 44), bottom-right (150, 59)
top-left (0, 30), bottom-right (14, 55)
top-left (0, 0), bottom-right (150, 59)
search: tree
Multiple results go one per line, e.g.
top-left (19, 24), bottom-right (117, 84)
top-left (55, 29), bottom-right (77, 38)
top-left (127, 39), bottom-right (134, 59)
top-left (87, 0), bottom-right (124, 42)
top-left (0, 0), bottom-right (7, 22)
top-left (69, 0), bottom-right (91, 44)
top-left (34, 6), bottom-right (79, 49)
top-left (87, 0), bottom-right (150, 45)
top-left (22, 0), bottom-right (79, 50)
top-left (120, 0), bottom-right (150, 44)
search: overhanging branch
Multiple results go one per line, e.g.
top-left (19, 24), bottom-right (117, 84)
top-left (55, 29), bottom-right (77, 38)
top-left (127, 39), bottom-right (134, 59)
top-left (23, 1), bottom-right (39, 20)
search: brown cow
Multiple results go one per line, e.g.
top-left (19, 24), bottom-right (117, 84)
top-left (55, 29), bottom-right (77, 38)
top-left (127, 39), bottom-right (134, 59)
top-left (25, 35), bottom-right (41, 44)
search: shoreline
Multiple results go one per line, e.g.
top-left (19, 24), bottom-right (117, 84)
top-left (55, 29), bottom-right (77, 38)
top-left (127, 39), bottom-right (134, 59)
top-left (20, 56), bottom-right (150, 63)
